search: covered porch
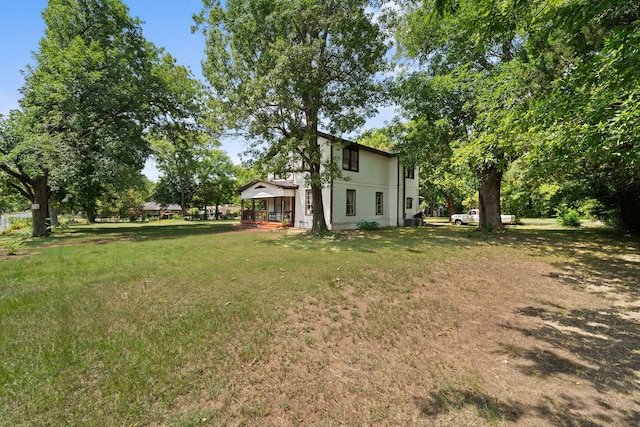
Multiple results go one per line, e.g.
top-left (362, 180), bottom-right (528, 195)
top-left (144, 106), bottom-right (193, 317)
top-left (237, 180), bottom-right (298, 227)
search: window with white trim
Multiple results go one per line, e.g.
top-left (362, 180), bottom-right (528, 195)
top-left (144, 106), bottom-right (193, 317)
top-left (305, 190), bottom-right (313, 215)
top-left (346, 189), bottom-right (356, 216)
top-left (405, 167), bottom-right (415, 179)
top-left (375, 192), bottom-right (383, 215)
top-left (406, 197), bottom-right (413, 209)
top-left (342, 146), bottom-right (359, 172)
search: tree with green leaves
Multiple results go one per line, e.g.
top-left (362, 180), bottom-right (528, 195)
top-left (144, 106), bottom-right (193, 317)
top-left (194, 150), bottom-right (237, 219)
top-left (403, 0), bottom-right (639, 232)
top-left (525, 0), bottom-right (640, 232)
top-left (391, 72), bottom-right (477, 217)
top-left (196, 0), bottom-right (388, 234)
top-left (149, 50), bottom-right (218, 217)
top-left (0, 0), bottom-right (162, 236)
top-left (392, 0), bottom-right (533, 230)
top-left (97, 175), bottom-right (153, 219)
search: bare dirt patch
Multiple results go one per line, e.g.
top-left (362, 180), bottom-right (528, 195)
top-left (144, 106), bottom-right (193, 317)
top-left (175, 231), bottom-right (639, 426)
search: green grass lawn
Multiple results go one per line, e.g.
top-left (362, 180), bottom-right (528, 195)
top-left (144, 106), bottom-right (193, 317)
top-left (1, 220), bottom-right (638, 426)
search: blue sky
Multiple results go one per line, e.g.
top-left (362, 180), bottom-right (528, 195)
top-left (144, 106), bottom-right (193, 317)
top-left (0, 1), bottom-right (394, 179)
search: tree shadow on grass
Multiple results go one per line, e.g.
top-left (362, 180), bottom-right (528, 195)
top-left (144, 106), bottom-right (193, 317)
top-left (506, 228), bottom-right (640, 299)
top-left (262, 226), bottom-right (478, 253)
top-left (503, 305), bottom-right (640, 391)
top-left (413, 389), bottom-right (522, 423)
top-left (24, 221), bottom-right (241, 248)
top-left (494, 229), bottom-right (640, 425)
top-left (495, 277), bottom-right (639, 424)
top-left (410, 227), bottom-right (640, 426)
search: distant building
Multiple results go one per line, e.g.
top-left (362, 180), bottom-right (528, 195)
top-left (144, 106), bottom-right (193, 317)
top-left (142, 202), bottom-right (183, 219)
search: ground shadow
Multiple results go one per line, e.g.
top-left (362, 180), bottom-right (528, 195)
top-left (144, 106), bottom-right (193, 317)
top-left (410, 227), bottom-right (639, 426)
top-left (261, 226), bottom-right (482, 254)
top-left (493, 229), bottom-right (640, 427)
top-left (22, 221), bottom-right (241, 248)
top-left (413, 389), bottom-right (522, 423)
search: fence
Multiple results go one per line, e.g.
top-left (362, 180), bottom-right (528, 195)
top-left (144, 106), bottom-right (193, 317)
top-left (0, 216), bottom-right (9, 233)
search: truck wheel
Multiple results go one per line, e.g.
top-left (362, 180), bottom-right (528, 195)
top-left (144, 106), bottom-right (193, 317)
top-left (454, 219), bottom-right (463, 225)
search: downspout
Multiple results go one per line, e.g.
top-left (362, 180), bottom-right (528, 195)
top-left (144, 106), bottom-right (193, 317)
top-left (330, 143), bottom-right (334, 228)
top-left (403, 164), bottom-right (407, 224)
top-left (397, 157), bottom-right (400, 227)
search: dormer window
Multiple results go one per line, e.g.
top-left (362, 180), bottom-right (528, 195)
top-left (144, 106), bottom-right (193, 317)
top-left (342, 146), bottom-right (359, 172)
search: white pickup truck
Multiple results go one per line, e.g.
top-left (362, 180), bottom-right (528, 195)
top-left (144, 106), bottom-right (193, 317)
top-left (450, 209), bottom-right (516, 225)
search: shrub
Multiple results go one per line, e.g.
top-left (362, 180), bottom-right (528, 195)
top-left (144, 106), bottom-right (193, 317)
top-left (1, 217), bottom-right (32, 235)
top-left (357, 221), bottom-right (379, 230)
top-left (1, 239), bottom-right (24, 255)
top-left (556, 206), bottom-right (581, 227)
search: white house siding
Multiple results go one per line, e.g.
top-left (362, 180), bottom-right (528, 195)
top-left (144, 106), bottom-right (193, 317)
top-left (401, 165), bottom-right (421, 224)
top-left (285, 135), bottom-right (420, 230)
top-left (332, 146), bottom-right (397, 230)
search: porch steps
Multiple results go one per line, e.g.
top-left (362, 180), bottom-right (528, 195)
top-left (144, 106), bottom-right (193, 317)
top-left (257, 222), bottom-right (285, 230)
top-left (242, 221), bottom-right (290, 230)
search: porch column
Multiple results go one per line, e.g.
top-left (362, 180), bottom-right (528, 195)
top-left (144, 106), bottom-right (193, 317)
top-left (291, 196), bottom-right (295, 226)
top-left (252, 199), bottom-right (256, 222)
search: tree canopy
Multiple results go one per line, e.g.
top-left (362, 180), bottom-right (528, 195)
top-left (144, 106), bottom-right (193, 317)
top-left (389, 0), bottom-right (639, 233)
top-left (3, 0), bottom-right (637, 235)
top-left (0, 0), bottom-right (218, 235)
top-left (0, 0), bottom-right (161, 235)
top-left (196, 0), bottom-right (388, 233)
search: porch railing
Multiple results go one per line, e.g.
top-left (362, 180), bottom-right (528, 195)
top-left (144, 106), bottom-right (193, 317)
top-left (242, 210), bottom-right (293, 224)
top-left (268, 210), bottom-right (293, 222)
top-left (242, 210), bottom-right (267, 222)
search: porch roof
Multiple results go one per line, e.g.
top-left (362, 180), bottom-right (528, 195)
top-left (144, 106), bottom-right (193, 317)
top-left (237, 180), bottom-right (298, 199)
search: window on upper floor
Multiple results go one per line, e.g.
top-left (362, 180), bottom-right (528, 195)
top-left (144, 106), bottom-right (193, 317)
top-left (342, 146), bottom-right (359, 172)
top-left (405, 167), bottom-right (415, 179)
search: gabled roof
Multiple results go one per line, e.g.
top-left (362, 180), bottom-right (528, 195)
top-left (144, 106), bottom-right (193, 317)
top-left (237, 179), bottom-right (298, 194)
top-left (237, 180), bottom-right (300, 200)
top-left (317, 131), bottom-right (397, 158)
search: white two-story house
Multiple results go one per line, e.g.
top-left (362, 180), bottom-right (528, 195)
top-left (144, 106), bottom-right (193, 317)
top-left (237, 132), bottom-right (420, 230)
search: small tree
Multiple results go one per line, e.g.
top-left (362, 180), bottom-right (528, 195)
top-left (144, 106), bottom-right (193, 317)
top-left (194, 150), bottom-right (237, 219)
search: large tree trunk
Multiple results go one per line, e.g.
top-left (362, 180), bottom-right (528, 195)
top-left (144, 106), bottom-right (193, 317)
top-left (618, 185), bottom-right (640, 235)
top-left (305, 120), bottom-right (328, 235)
top-left (310, 183), bottom-right (328, 234)
top-left (85, 201), bottom-right (97, 223)
top-left (31, 176), bottom-right (51, 237)
top-left (49, 201), bottom-right (59, 226)
top-left (446, 195), bottom-right (456, 218)
top-left (478, 165), bottom-right (504, 231)
top-left (180, 181), bottom-right (187, 217)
